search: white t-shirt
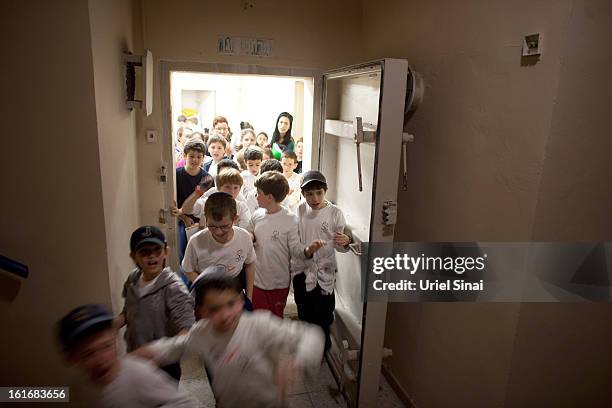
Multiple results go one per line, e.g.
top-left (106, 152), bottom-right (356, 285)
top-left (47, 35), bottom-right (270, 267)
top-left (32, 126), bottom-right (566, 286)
top-left (244, 187), bottom-right (259, 215)
top-left (282, 172), bottom-right (302, 214)
top-left (292, 201), bottom-right (349, 294)
top-left (136, 274), bottom-right (160, 297)
top-left (250, 207), bottom-right (307, 290)
top-left (182, 227), bottom-right (256, 278)
top-left (203, 186), bottom-right (247, 203)
top-left (149, 311), bottom-right (324, 408)
top-left (192, 196), bottom-right (251, 231)
top-left (100, 355), bottom-right (194, 408)
top-left (208, 161), bottom-right (220, 177)
top-left (240, 170), bottom-right (256, 195)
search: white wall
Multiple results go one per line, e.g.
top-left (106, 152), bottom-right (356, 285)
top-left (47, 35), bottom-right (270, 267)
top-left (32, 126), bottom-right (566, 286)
top-left (361, 0), bottom-right (612, 406)
top-left (88, 0), bottom-right (141, 319)
top-left (136, 0), bottom-right (364, 226)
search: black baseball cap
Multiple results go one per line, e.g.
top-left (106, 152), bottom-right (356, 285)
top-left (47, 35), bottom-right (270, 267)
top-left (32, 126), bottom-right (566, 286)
top-left (130, 226), bottom-right (166, 252)
top-left (58, 304), bottom-right (114, 351)
top-left (300, 170), bottom-right (327, 189)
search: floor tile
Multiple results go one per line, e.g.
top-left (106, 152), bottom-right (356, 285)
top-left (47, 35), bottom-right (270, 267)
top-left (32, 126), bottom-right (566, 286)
top-left (308, 389), bottom-right (347, 407)
top-left (288, 393), bottom-right (313, 408)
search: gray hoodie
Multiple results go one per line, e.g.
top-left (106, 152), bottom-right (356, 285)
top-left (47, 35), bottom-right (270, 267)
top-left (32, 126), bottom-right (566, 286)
top-left (122, 267), bottom-right (195, 352)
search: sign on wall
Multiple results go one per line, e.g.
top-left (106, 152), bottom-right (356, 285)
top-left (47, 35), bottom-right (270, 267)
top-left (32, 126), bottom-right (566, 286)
top-left (217, 36), bottom-right (273, 57)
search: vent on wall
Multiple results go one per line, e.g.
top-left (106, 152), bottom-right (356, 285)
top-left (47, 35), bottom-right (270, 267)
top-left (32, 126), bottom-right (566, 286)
top-left (123, 50), bottom-right (153, 116)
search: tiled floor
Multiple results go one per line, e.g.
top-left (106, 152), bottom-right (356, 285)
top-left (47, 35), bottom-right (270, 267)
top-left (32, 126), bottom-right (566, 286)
top-left (178, 294), bottom-right (406, 407)
top-left (180, 354), bottom-right (405, 408)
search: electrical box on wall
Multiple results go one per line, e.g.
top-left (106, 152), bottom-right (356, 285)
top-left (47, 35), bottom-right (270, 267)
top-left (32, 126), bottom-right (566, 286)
top-left (124, 50), bottom-right (153, 116)
top-left (523, 33), bottom-right (543, 57)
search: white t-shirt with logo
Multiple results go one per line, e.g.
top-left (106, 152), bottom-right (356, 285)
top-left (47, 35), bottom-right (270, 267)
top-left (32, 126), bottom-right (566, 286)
top-left (182, 227), bottom-right (256, 278)
top-left (292, 201), bottom-right (349, 294)
top-left (250, 207), bottom-right (307, 290)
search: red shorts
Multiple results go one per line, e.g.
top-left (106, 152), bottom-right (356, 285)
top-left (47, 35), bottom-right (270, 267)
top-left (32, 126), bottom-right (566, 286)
top-left (252, 286), bottom-right (290, 318)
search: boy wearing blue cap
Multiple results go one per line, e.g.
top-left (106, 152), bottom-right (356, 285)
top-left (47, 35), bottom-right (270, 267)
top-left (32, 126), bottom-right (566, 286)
top-left (57, 304), bottom-right (194, 407)
top-left (114, 226), bottom-right (195, 381)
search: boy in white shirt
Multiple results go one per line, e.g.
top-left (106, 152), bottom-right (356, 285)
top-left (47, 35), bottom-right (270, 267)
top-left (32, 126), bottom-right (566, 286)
top-left (292, 170), bottom-right (351, 351)
top-left (244, 158), bottom-right (283, 215)
top-left (134, 273), bottom-right (324, 408)
top-left (203, 135), bottom-right (227, 177)
top-left (280, 150), bottom-right (302, 213)
top-left (186, 168), bottom-right (251, 231)
top-left (182, 192), bottom-right (256, 300)
top-left (57, 304), bottom-right (194, 408)
top-left (250, 171), bottom-right (324, 317)
top-left (241, 146), bottom-right (263, 196)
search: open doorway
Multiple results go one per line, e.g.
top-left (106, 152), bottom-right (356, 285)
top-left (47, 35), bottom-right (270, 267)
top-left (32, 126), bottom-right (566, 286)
top-left (169, 71), bottom-right (315, 171)
top-left (162, 66), bottom-right (318, 273)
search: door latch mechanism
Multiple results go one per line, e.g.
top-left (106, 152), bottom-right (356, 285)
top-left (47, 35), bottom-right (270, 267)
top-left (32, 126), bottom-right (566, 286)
top-left (382, 200), bottom-right (397, 226)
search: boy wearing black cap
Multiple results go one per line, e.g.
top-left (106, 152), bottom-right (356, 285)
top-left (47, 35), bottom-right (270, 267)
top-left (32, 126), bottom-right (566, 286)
top-left (292, 170), bottom-right (351, 351)
top-left (57, 304), bottom-right (194, 407)
top-left (115, 226), bottom-right (195, 381)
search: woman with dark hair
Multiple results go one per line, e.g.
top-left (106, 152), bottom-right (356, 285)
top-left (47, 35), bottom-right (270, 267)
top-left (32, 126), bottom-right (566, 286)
top-left (270, 112), bottom-right (295, 152)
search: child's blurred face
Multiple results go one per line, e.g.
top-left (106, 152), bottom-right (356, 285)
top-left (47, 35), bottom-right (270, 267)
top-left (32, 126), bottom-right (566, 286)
top-left (263, 152), bottom-right (272, 161)
top-left (242, 133), bottom-right (256, 148)
top-left (185, 151), bottom-right (204, 169)
top-left (214, 122), bottom-right (229, 138)
top-left (206, 214), bottom-right (235, 243)
top-left (197, 290), bottom-right (243, 333)
top-left (256, 133), bottom-right (268, 147)
top-left (277, 116), bottom-right (291, 134)
top-left (281, 157), bottom-right (297, 176)
top-left (246, 159), bottom-right (262, 176)
top-left (219, 183), bottom-right (241, 199)
top-left (208, 142), bottom-right (225, 161)
top-left (69, 328), bottom-right (118, 385)
top-left (303, 187), bottom-right (327, 210)
top-left (131, 243), bottom-right (168, 275)
top-left (295, 141), bottom-right (303, 160)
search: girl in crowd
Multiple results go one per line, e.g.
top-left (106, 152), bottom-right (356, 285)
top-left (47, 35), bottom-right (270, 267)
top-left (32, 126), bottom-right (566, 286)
top-left (256, 131), bottom-right (269, 148)
top-left (269, 112), bottom-right (294, 152)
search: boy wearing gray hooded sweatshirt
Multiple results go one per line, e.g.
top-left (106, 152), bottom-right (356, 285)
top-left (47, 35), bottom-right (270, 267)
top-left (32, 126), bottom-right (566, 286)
top-left (115, 226), bottom-right (195, 382)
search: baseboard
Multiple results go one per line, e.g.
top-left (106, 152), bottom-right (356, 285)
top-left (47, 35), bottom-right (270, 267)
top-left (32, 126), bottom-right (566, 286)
top-left (381, 364), bottom-right (417, 408)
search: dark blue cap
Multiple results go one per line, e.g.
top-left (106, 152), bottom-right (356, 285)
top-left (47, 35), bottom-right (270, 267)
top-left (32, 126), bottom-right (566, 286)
top-left (58, 304), bottom-right (114, 351)
top-left (130, 226), bottom-right (166, 252)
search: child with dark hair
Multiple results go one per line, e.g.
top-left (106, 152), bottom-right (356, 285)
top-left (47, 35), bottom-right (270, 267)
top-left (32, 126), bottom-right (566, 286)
top-left (134, 272), bottom-right (324, 408)
top-left (292, 171), bottom-right (351, 351)
top-left (172, 141), bottom-right (211, 264)
top-left (204, 135), bottom-right (227, 177)
top-left (114, 226), bottom-right (195, 382)
top-left (182, 192), bottom-right (256, 300)
top-left (58, 304), bottom-right (194, 407)
top-left (256, 131), bottom-right (269, 148)
top-left (250, 172), bottom-right (324, 317)
top-left (241, 147), bottom-right (263, 194)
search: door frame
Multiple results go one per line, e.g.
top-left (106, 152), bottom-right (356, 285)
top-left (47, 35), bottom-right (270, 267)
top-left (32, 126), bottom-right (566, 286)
top-left (159, 61), bottom-right (322, 271)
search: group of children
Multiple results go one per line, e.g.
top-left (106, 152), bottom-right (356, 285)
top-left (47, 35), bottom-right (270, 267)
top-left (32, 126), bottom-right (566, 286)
top-left (57, 137), bottom-right (351, 406)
